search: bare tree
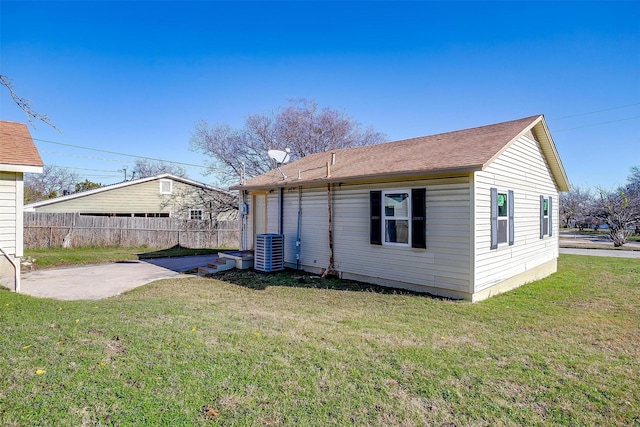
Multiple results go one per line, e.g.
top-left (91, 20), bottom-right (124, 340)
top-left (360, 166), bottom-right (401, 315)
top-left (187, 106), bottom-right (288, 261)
top-left (190, 98), bottom-right (386, 184)
top-left (0, 74), bottom-right (60, 131)
top-left (24, 165), bottom-right (79, 204)
top-left (132, 159), bottom-right (188, 179)
top-left (559, 184), bottom-right (593, 228)
top-left (593, 188), bottom-right (639, 247)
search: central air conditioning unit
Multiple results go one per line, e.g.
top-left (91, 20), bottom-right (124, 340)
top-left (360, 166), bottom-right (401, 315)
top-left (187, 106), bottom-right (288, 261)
top-left (254, 233), bottom-right (285, 272)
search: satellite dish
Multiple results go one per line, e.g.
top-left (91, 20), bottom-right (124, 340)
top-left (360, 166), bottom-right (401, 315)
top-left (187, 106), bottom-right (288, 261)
top-left (268, 148), bottom-right (291, 165)
top-left (267, 148), bottom-right (291, 180)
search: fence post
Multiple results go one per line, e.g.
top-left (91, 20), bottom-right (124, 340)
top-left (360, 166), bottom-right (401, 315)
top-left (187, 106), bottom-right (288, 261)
top-left (49, 227), bottom-right (53, 248)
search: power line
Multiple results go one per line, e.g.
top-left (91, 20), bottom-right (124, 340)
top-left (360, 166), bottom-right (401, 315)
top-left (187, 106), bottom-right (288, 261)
top-left (31, 136), bottom-right (209, 169)
top-left (0, 131), bottom-right (209, 169)
top-left (54, 165), bottom-right (118, 173)
top-left (41, 150), bottom-right (131, 163)
top-left (71, 174), bottom-right (121, 179)
top-left (549, 103), bottom-right (640, 121)
top-left (553, 115), bottom-right (640, 132)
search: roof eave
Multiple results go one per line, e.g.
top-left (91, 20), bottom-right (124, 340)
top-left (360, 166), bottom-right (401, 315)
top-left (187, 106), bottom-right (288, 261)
top-left (24, 173), bottom-right (230, 209)
top-left (231, 165), bottom-right (482, 191)
top-left (0, 163), bottom-right (43, 174)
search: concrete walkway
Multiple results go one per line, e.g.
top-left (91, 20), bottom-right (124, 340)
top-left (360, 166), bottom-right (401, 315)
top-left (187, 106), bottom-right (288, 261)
top-left (20, 255), bottom-right (219, 301)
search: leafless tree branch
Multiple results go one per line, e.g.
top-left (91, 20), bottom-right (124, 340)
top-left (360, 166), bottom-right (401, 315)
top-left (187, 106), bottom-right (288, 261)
top-left (0, 74), bottom-right (61, 132)
top-left (190, 98), bottom-right (386, 183)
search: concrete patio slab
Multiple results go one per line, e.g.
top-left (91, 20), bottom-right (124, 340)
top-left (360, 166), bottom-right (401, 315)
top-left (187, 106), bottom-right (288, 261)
top-left (19, 255), bottom-right (221, 300)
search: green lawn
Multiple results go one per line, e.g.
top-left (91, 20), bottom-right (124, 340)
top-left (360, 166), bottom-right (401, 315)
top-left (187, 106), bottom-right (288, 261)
top-left (1, 255), bottom-right (639, 426)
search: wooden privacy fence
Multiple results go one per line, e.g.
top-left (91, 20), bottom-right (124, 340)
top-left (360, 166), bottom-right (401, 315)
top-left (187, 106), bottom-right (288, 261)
top-left (24, 212), bottom-right (239, 249)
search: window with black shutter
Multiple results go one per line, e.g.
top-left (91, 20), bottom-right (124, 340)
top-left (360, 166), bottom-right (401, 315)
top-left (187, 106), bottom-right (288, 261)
top-left (411, 188), bottom-right (426, 248)
top-left (370, 191), bottom-right (382, 245)
top-left (370, 188), bottom-right (426, 248)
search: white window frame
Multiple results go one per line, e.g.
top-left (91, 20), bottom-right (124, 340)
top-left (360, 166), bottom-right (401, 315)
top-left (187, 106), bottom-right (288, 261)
top-left (497, 191), bottom-right (509, 245)
top-left (382, 189), bottom-right (411, 247)
top-left (159, 179), bottom-right (173, 195)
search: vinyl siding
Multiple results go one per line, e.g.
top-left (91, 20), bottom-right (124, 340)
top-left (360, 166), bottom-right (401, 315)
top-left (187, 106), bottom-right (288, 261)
top-left (0, 172), bottom-right (18, 255)
top-left (474, 134), bottom-right (560, 293)
top-left (256, 187), bottom-right (330, 269)
top-left (259, 177), bottom-right (472, 295)
top-left (29, 179), bottom-right (201, 217)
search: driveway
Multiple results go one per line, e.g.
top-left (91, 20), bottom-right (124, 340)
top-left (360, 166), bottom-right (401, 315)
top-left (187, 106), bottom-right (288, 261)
top-left (19, 255), bottom-right (218, 300)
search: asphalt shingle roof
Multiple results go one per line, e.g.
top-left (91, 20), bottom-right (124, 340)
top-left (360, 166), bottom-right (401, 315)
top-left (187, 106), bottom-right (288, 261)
top-left (0, 121), bottom-right (43, 167)
top-left (234, 115), bottom-right (546, 189)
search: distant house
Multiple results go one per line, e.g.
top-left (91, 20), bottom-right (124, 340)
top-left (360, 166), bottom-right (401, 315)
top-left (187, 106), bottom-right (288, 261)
top-left (0, 121), bottom-right (43, 291)
top-left (24, 174), bottom-right (236, 221)
top-left (231, 115), bottom-right (569, 301)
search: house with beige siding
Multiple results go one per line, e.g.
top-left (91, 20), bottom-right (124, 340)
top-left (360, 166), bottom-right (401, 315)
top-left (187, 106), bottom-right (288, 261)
top-left (24, 174), bottom-right (235, 220)
top-left (0, 121), bottom-right (43, 291)
top-left (231, 115), bottom-right (569, 301)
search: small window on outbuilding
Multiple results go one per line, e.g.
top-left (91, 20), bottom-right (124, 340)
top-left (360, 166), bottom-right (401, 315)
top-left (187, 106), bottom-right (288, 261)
top-left (189, 209), bottom-right (203, 220)
top-left (159, 179), bottom-right (173, 195)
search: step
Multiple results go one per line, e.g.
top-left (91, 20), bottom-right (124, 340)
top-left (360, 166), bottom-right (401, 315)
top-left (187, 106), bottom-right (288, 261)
top-left (197, 266), bottom-right (218, 276)
top-left (197, 260), bottom-right (236, 276)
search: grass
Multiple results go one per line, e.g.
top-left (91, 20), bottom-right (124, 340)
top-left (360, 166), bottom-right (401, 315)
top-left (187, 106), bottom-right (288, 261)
top-left (23, 246), bottom-right (227, 269)
top-left (1, 255), bottom-right (639, 426)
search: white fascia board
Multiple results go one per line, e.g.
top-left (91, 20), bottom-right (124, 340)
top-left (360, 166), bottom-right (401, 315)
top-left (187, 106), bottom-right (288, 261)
top-left (0, 164), bottom-right (43, 173)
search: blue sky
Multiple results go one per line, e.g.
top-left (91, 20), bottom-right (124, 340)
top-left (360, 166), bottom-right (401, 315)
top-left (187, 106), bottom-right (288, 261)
top-left (1, 1), bottom-right (639, 190)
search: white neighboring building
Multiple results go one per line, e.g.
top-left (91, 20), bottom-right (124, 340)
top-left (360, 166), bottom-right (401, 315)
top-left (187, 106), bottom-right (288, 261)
top-left (0, 121), bottom-right (43, 291)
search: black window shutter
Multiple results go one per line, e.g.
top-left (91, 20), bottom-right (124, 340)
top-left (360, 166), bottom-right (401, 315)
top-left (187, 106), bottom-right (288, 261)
top-left (490, 188), bottom-right (498, 250)
top-left (548, 196), bottom-right (553, 237)
top-left (411, 188), bottom-right (426, 249)
top-left (540, 195), bottom-right (544, 239)
top-left (508, 190), bottom-right (515, 246)
top-left (370, 191), bottom-right (382, 245)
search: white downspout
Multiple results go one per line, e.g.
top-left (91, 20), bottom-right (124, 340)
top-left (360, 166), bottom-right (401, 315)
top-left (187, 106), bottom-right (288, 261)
top-left (0, 246), bottom-right (20, 293)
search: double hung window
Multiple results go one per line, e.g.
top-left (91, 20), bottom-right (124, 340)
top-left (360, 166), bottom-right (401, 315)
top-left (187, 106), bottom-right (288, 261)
top-left (540, 196), bottom-right (553, 238)
top-left (497, 192), bottom-right (509, 245)
top-left (370, 188), bottom-right (426, 248)
top-left (491, 188), bottom-right (514, 249)
top-left (383, 191), bottom-right (410, 245)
